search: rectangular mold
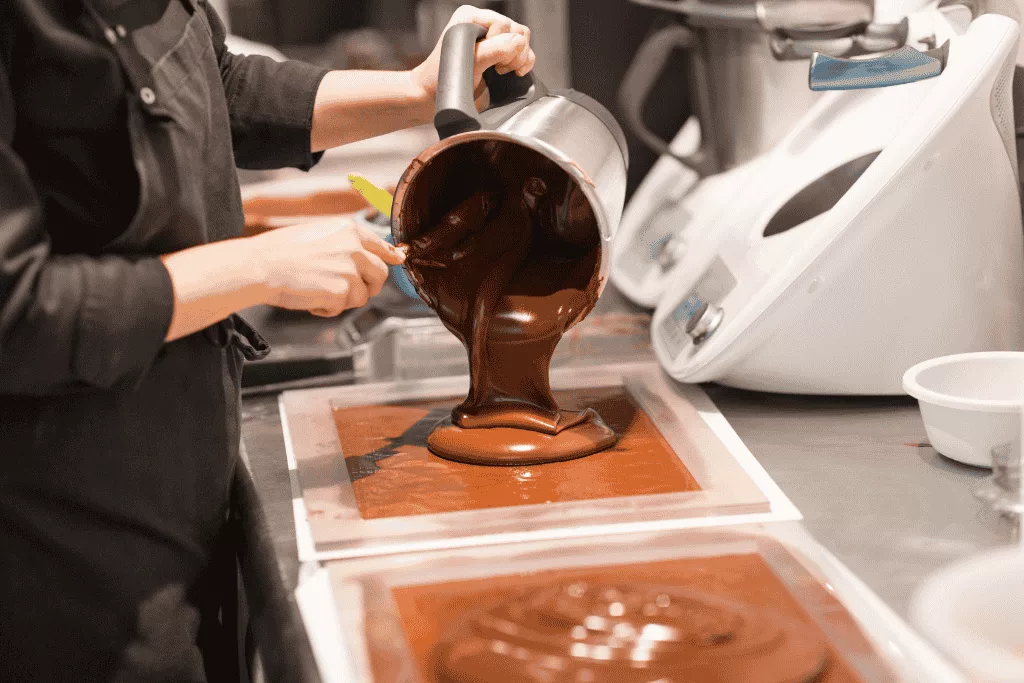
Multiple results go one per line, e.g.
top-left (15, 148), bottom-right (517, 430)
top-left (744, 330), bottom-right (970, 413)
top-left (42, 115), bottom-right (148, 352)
top-left (295, 523), bottom-right (966, 683)
top-left (280, 361), bottom-right (800, 561)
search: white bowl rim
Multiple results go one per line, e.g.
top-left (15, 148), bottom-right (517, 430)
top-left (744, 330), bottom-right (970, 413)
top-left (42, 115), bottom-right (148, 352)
top-left (910, 546), bottom-right (1024, 678)
top-left (903, 352), bottom-right (1024, 413)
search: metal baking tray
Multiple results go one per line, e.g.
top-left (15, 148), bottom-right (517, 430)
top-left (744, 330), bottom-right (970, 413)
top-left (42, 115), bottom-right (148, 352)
top-left (295, 522), bottom-right (967, 683)
top-left (279, 361), bottom-right (800, 562)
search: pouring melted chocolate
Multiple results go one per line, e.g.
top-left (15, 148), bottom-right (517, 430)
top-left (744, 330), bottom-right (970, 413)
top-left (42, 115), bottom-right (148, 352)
top-left (396, 139), bottom-right (618, 465)
top-left (435, 583), bottom-right (829, 683)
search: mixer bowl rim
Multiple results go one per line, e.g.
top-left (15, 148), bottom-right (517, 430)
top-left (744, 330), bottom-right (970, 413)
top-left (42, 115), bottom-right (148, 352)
top-left (390, 129), bottom-right (617, 247)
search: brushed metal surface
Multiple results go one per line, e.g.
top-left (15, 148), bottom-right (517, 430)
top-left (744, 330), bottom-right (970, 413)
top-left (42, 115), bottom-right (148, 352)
top-left (392, 92), bottom-right (628, 289)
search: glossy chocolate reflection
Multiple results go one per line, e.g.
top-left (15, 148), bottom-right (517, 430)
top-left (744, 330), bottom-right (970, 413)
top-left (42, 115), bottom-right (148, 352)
top-left (398, 140), bottom-right (616, 465)
top-left (435, 583), bottom-right (828, 683)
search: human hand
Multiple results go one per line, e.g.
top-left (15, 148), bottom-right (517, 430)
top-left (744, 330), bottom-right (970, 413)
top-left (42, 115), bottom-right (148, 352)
top-left (410, 5), bottom-right (536, 108)
top-left (251, 218), bottom-right (406, 317)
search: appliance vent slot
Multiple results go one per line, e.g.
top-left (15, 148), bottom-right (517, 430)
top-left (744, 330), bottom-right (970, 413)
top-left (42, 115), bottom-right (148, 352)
top-left (763, 152), bottom-right (881, 238)
top-left (990, 48), bottom-right (1017, 182)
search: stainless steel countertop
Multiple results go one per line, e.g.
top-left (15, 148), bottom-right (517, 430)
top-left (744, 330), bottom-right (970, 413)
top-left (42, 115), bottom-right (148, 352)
top-left (702, 386), bottom-right (1017, 618)
top-left (239, 288), bottom-right (1019, 671)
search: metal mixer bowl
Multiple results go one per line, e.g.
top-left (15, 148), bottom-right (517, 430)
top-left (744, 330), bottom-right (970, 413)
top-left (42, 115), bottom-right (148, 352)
top-left (393, 121), bottom-right (625, 304)
top-left (393, 21), bottom-right (627, 306)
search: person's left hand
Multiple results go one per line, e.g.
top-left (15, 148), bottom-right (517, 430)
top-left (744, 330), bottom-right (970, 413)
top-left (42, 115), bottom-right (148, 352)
top-left (411, 5), bottom-right (536, 109)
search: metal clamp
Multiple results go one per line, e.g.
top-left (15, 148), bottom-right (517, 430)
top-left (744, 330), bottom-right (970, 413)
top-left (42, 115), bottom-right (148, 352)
top-left (809, 40), bottom-right (949, 91)
top-left (756, 0), bottom-right (873, 36)
top-left (754, 0), bottom-right (906, 61)
top-left (769, 18), bottom-right (910, 61)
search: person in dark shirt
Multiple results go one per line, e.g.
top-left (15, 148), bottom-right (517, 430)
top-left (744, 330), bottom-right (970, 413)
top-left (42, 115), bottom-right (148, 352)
top-left (0, 2), bottom-right (534, 681)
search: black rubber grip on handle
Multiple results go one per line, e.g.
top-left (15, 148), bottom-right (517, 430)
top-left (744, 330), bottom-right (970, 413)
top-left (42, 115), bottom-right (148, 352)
top-left (483, 61), bottom-right (535, 105)
top-left (433, 22), bottom-right (538, 139)
top-left (434, 22), bottom-right (486, 139)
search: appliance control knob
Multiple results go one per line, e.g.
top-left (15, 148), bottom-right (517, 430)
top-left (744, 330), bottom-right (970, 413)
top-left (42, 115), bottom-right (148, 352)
top-left (685, 303), bottom-right (723, 345)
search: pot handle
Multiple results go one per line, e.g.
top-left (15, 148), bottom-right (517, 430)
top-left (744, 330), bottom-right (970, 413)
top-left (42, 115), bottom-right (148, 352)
top-left (434, 22), bottom-right (539, 139)
top-left (617, 23), bottom-right (718, 177)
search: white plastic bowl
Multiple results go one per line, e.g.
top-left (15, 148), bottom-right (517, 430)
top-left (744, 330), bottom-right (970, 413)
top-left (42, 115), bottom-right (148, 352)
top-left (903, 352), bottom-right (1024, 468)
top-left (910, 547), bottom-right (1024, 682)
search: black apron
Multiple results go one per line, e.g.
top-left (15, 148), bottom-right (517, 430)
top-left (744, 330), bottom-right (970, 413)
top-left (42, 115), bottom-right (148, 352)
top-left (0, 1), bottom-right (269, 681)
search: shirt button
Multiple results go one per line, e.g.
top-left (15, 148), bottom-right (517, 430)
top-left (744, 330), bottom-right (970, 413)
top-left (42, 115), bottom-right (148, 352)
top-left (140, 87), bottom-right (157, 105)
top-left (103, 27), bottom-right (117, 44)
top-left (116, 25), bottom-right (128, 38)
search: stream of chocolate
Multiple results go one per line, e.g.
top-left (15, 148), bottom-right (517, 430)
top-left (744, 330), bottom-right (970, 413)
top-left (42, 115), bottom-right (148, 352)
top-left (398, 140), bottom-right (617, 465)
top-left (434, 583), bottom-right (828, 683)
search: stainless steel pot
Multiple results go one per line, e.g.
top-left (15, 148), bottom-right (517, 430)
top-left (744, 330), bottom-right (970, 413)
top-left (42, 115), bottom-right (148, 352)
top-left (392, 22), bottom-right (629, 291)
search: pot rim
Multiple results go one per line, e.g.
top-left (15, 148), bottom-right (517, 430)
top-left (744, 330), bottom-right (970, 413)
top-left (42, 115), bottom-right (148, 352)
top-left (391, 129), bottom-right (616, 245)
top-left (390, 129), bottom-right (615, 320)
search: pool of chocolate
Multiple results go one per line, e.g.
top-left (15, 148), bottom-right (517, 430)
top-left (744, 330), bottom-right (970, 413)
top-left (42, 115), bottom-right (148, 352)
top-left (384, 552), bottom-right (880, 683)
top-left (331, 387), bottom-right (700, 519)
top-left (394, 139), bottom-right (616, 465)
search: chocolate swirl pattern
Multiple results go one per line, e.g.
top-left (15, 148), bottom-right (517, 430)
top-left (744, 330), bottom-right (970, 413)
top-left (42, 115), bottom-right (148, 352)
top-left (435, 583), bottom-right (828, 683)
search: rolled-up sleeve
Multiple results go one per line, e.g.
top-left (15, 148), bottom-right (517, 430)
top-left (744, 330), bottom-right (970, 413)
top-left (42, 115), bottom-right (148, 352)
top-left (203, 2), bottom-right (330, 171)
top-left (0, 66), bottom-right (174, 395)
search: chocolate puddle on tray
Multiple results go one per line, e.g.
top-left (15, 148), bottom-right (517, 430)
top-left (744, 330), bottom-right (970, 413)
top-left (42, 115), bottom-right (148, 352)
top-left (331, 387), bottom-right (700, 519)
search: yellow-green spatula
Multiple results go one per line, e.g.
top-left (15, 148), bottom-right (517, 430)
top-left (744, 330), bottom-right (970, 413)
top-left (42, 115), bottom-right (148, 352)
top-left (348, 173), bottom-right (394, 219)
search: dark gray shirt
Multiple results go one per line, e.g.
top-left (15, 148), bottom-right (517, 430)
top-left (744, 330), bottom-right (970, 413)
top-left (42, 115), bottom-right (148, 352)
top-left (0, 0), bottom-right (329, 394)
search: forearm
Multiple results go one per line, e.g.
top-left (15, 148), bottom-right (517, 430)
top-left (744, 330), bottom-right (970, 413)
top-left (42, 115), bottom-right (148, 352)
top-left (160, 238), bottom-right (270, 342)
top-left (310, 70), bottom-right (433, 152)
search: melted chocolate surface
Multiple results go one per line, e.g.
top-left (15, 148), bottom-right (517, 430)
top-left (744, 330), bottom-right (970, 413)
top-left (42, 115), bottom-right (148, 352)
top-left (387, 551), bottom-right (882, 683)
top-left (396, 139), bottom-right (616, 464)
top-left (435, 583), bottom-right (828, 683)
top-left (327, 389), bottom-right (701, 520)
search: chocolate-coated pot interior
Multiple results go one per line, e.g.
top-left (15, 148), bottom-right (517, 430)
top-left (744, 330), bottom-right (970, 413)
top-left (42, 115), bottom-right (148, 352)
top-left (393, 137), bottom-right (616, 465)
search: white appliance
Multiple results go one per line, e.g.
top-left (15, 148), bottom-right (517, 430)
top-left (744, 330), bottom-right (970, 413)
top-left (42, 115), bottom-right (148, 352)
top-left (612, 0), bottom-right (940, 308)
top-left (610, 121), bottom-right (770, 307)
top-left (651, 7), bottom-right (1024, 395)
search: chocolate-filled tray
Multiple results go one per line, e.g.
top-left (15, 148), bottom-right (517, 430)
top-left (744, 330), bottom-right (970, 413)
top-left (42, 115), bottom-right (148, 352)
top-left (296, 524), bottom-right (965, 683)
top-left (279, 362), bottom-right (799, 561)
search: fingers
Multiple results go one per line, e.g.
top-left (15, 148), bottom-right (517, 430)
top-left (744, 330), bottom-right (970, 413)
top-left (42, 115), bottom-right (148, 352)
top-left (448, 5), bottom-right (508, 30)
top-left (493, 22), bottom-right (533, 76)
top-left (476, 33), bottom-right (530, 77)
top-left (484, 15), bottom-right (513, 40)
top-left (449, 5), bottom-right (535, 77)
top-left (310, 306), bottom-right (345, 318)
top-left (308, 263), bottom-right (376, 316)
top-left (351, 250), bottom-right (389, 298)
top-left (515, 45), bottom-right (537, 77)
top-left (506, 42), bottom-right (534, 77)
top-left (354, 224), bottom-right (407, 265)
top-left (342, 272), bottom-right (370, 309)
top-left (309, 279), bottom-right (349, 317)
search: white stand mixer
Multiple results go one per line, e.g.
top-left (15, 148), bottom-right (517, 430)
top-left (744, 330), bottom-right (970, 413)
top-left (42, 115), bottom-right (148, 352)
top-left (651, 5), bottom-right (1024, 394)
top-left (612, 0), bottom-right (940, 308)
